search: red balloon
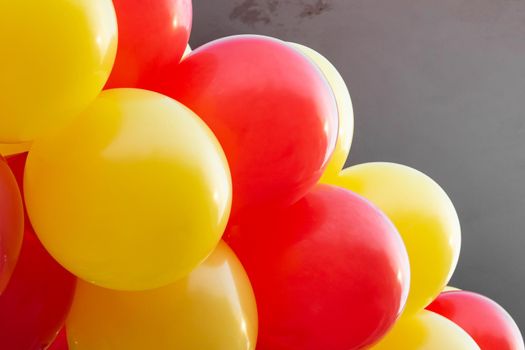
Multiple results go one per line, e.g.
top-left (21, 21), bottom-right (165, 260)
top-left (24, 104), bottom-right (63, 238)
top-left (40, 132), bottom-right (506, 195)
top-left (5, 152), bottom-right (25, 189)
top-left (0, 228), bottom-right (76, 350)
top-left (48, 328), bottom-right (68, 350)
top-left (427, 290), bottom-right (524, 350)
top-left (0, 156), bottom-right (23, 294)
top-left (225, 184), bottom-right (410, 350)
top-left (6, 152), bottom-right (30, 228)
top-left (0, 155), bottom-right (76, 350)
top-left (152, 35), bottom-right (338, 219)
top-left (106, 0), bottom-right (192, 88)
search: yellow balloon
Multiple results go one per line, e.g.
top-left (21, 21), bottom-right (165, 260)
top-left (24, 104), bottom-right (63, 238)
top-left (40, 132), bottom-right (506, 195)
top-left (25, 89), bottom-right (232, 291)
top-left (332, 163), bottom-right (461, 314)
top-left (66, 241), bottom-right (258, 350)
top-left (0, 0), bottom-right (117, 143)
top-left (290, 43), bottom-right (354, 180)
top-left (443, 286), bottom-right (461, 292)
top-left (0, 142), bottom-right (31, 157)
top-left (372, 310), bottom-right (480, 349)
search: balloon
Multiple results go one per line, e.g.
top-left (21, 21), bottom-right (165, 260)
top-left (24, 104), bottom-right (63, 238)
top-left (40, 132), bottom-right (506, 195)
top-left (6, 153), bottom-right (31, 230)
top-left (106, 0), bottom-right (192, 88)
top-left (0, 142), bottom-right (31, 157)
top-left (225, 184), bottom-right (410, 350)
top-left (0, 228), bottom-right (76, 350)
top-left (427, 291), bottom-right (525, 350)
top-left (443, 286), bottom-right (461, 292)
top-left (25, 89), bottom-right (232, 291)
top-left (5, 153), bottom-right (27, 192)
top-left (331, 162), bottom-right (461, 314)
top-left (66, 241), bottom-right (257, 350)
top-left (372, 310), bottom-right (480, 349)
top-left (0, 0), bottom-right (117, 143)
top-left (6, 149), bottom-right (76, 350)
top-left (290, 43), bottom-right (354, 180)
top-left (151, 35), bottom-right (338, 220)
top-left (0, 157), bottom-right (24, 294)
top-left (48, 329), bottom-right (68, 350)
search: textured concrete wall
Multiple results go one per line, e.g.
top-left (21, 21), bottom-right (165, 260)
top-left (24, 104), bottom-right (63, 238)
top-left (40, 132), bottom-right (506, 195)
top-left (190, 0), bottom-right (525, 328)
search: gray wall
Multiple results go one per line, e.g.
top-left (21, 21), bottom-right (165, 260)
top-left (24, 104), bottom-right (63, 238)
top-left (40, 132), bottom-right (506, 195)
top-left (190, 0), bottom-right (525, 328)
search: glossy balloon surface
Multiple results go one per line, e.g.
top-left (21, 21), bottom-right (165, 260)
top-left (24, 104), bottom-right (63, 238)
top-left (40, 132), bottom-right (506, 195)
top-left (0, 143), bottom-right (31, 157)
top-left (0, 0), bottom-right (117, 143)
top-left (25, 89), bottom-right (231, 291)
top-left (427, 291), bottom-right (524, 350)
top-left (332, 162), bottom-right (461, 314)
top-left (290, 43), bottom-right (354, 179)
top-left (226, 184), bottom-right (410, 350)
top-left (0, 157), bottom-right (24, 294)
top-left (0, 229), bottom-right (76, 350)
top-left (48, 329), bottom-right (68, 350)
top-left (66, 242), bottom-right (257, 350)
top-left (6, 153), bottom-right (30, 229)
top-left (153, 35), bottom-right (338, 219)
top-left (106, 0), bottom-right (192, 88)
top-left (372, 310), bottom-right (480, 349)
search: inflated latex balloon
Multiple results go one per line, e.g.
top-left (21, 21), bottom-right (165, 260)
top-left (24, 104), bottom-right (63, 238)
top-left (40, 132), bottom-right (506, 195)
top-left (66, 242), bottom-right (257, 350)
top-left (106, 0), bottom-right (192, 88)
top-left (48, 329), bottom-right (68, 350)
top-left (0, 0), bottom-right (117, 143)
top-left (290, 43), bottom-right (354, 179)
top-left (372, 310), bottom-right (480, 349)
top-left (152, 35), bottom-right (338, 219)
top-left (25, 89), bottom-right (231, 291)
top-left (225, 184), bottom-right (410, 350)
top-left (0, 143), bottom-right (31, 157)
top-left (6, 153), bottom-right (33, 240)
top-left (0, 228), bottom-right (76, 350)
top-left (427, 291), bottom-right (525, 350)
top-left (5, 153), bottom-right (27, 195)
top-left (0, 158), bottom-right (24, 294)
top-left (331, 162), bottom-right (461, 314)
top-left (443, 286), bottom-right (461, 292)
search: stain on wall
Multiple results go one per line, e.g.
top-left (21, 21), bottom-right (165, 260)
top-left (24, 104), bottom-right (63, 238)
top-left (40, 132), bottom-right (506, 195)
top-left (230, 0), bottom-right (273, 24)
top-left (300, 0), bottom-right (332, 18)
top-left (230, 0), bottom-right (332, 25)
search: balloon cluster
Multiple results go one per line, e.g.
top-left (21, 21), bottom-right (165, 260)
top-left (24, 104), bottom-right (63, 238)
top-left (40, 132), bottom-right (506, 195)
top-left (0, 1), bottom-right (523, 349)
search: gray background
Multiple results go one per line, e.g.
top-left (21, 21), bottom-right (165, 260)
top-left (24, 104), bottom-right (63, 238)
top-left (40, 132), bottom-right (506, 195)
top-left (190, 0), bottom-right (525, 328)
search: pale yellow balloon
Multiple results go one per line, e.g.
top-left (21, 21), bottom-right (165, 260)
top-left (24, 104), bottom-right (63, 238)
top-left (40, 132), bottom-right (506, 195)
top-left (66, 241), bottom-right (258, 350)
top-left (290, 43), bottom-right (354, 179)
top-left (25, 89), bottom-right (232, 291)
top-left (444, 286), bottom-right (461, 292)
top-left (372, 310), bottom-right (480, 349)
top-left (0, 142), bottom-right (31, 157)
top-left (331, 162), bottom-right (461, 314)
